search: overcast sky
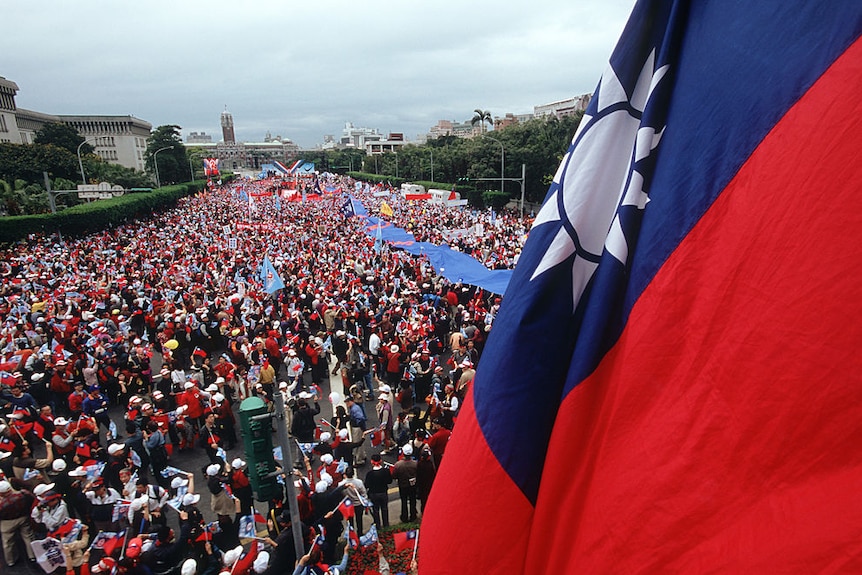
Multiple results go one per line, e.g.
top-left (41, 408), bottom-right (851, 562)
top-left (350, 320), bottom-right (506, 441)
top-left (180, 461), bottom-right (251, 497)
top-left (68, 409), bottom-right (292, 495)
top-left (2, 0), bottom-right (635, 149)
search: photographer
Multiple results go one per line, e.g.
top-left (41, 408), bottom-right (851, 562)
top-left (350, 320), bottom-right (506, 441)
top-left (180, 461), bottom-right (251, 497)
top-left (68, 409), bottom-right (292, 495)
top-left (30, 483), bottom-right (70, 535)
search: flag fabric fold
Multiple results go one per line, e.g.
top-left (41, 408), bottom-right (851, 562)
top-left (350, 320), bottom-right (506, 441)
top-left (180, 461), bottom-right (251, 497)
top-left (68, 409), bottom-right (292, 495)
top-left (259, 255), bottom-right (285, 294)
top-left (421, 1), bottom-right (862, 573)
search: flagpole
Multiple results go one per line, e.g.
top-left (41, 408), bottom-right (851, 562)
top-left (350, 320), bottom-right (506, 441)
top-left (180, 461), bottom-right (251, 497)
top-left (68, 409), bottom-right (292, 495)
top-left (411, 528), bottom-right (420, 563)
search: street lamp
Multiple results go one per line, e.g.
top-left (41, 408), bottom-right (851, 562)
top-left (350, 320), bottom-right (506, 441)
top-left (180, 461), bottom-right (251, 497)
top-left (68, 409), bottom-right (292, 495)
top-left (481, 134), bottom-right (505, 193)
top-left (430, 148), bottom-right (434, 183)
top-left (153, 146), bottom-right (171, 188)
top-left (77, 137), bottom-right (100, 184)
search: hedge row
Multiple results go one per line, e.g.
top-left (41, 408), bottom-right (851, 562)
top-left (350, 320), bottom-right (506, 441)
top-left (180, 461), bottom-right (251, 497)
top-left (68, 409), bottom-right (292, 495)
top-left (0, 181), bottom-right (207, 245)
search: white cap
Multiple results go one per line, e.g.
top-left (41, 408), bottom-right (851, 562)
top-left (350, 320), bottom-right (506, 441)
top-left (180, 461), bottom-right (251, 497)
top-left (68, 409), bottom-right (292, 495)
top-left (206, 464), bottom-right (221, 476)
top-left (402, 444), bottom-right (413, 456)
top-left (206, 384), bottom-right (218, 392)
top-left (130, 497), bottom-right (147, 512)
top-left (34, 483), bottom-right (55, 497)
top-left (338, 429), bottom-right (349, 440)
top-left (378, 393), bottom-right (389, 401)
top-left (68, 467), bottom-right (87, 478)
top-left (213, 393), bottom-right (225, 403)
top-left (181, 559), bottom-right (197, 575)
top-left (171, 476), bottom-right (189, 489)
top-left (108, 443), bottom-right (125, 455)
top-left (0, 480), bottom-right (12, 493)
top-left (215, 377), bottom-right (225, 384)
top-left (53, 417), bottom-right (69, 427)
top-left (184, 381), bottom-right (195, 389)
top-left (378, 384), bottom-right (391, 393)
top-left (224, 545), bottom-right (244, 566)
top-left (298, 391), bottom-right (312, 399)
top-left (321, 454), bottom-right (333, 465)
top-left (52, 459), bottom-right (67, 472)
top-left (253, 551), bottom-right (270, 574)
top-left (182, 493), bottom-right (200, 506)
top-left (319, 432), bottom-right (331, 443)
top-left (278, 381), bottom-right (288, 390)
top-left (320, 472), bottom-right (333, 486)
top-left (315, 480), bottom-right (328, 493)
top-left (231, 458), bottom-right (246, 469)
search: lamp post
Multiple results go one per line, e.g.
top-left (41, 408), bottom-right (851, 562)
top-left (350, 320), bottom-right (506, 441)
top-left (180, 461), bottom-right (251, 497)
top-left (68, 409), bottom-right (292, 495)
top-left (481, 134), bottom-right (505, 193)
top-left (77, 137), bottom-right (99, 185)
top-left (153, 146), bottom-right (171, 188)
top-left (430, 148), bottom-right (434, 183)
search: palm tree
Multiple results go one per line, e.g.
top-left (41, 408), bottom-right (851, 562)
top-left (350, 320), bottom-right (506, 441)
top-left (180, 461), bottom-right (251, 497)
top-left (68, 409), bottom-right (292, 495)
top-left (471, 109), bottom-right (494, 134)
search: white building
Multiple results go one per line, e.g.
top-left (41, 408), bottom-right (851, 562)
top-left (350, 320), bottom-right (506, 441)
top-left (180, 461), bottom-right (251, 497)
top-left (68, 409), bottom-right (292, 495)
top-left (0, 76), bottom-right (22, 144)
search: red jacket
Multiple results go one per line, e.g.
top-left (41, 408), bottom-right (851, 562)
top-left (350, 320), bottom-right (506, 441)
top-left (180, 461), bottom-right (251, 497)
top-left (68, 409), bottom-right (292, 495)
top-left (177, 388), bottom-right (204, 419)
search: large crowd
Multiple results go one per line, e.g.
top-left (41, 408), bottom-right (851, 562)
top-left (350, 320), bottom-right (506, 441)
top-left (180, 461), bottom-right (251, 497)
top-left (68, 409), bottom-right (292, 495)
top-left (0, 174), bottom-right (531, 575)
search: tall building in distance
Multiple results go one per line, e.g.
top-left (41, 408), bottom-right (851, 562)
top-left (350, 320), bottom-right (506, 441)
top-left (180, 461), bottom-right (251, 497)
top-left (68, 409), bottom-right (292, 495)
top-left (220, 107), bottom-right (235, 144)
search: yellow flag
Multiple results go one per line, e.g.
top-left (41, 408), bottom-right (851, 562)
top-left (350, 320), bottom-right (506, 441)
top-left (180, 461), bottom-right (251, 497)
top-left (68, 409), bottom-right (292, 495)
top-left (380, 202), bottom-right (394, 217)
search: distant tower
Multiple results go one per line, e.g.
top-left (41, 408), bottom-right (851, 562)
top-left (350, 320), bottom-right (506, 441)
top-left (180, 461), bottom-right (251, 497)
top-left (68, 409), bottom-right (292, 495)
top-left (220, 107), bottom-right (235, 144)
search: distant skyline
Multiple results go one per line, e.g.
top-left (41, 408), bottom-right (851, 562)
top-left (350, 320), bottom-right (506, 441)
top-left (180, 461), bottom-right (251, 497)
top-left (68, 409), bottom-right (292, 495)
top-left (2, 0), bottom-right (636, 149)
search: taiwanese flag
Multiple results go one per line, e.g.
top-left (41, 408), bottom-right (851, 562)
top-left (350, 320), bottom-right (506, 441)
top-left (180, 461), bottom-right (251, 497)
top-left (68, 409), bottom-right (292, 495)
top-left (421, 2), bottom-right (862, 574)
top-left (346, 524), bottom-right (360, 551)
top-left (252, 509), bottom-right (268, 524)
top-left (336, 498), bottom-right (354, 519)
top-left (368, 430), bottom-right (383, 447)
top-left (95, 530), bottom-right (126, 556)
top-left (392, 529), bottom-right (417, 554)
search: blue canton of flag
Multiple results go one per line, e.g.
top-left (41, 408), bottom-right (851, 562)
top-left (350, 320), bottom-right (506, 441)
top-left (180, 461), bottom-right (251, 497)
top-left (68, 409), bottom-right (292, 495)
top-left (340, 195), bottom-right (355, 218)
top-left (259, 255), bottom-right (285, 294)
top-left (359, 524), bottom-right (378, 547)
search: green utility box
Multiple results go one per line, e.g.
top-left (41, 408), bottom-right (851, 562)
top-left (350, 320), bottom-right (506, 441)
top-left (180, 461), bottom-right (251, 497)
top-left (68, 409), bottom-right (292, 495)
top-left (238, 396), bottom-right (280, 501)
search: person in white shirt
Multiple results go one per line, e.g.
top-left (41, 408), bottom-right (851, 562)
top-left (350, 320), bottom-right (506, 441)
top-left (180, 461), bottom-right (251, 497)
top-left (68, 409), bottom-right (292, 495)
top-left (31, 486), bottom-right (70, 532)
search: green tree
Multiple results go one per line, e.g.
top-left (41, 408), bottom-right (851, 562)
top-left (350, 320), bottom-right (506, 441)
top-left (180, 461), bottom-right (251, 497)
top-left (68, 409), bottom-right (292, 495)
top-left (471, 109), bottom-right (494, 134)
top-left (0, 142), bottom-right (79, 184)
top-left (145, 125), bottom-right (188, 187)
top-left (84, 158), bottom-right (154, 189)
top-left (34, 122), bottom-right (93, 155)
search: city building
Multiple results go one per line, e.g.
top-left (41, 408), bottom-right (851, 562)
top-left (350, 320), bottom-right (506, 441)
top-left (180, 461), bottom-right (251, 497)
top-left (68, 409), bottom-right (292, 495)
top-left (186, 112), bottom-right (300, 171)
top-left (1, 74), bottom-right (152, 171)
top-left (533, 93), bottom-right (592, 118)
top-left (0, 76), bottom-right (22, 144)
top-left (221, 108), bottom-right (236, 144)
top-left (186, 131), bottom-right (212, 144)
top-left (428, 119), bottom-right (479, 139)
top-left (59, 114), bottom-right (151, 171)
top-left (366, 132), bottom-right (407, 155)
top-left (340, 122), bottom-right (383, 148)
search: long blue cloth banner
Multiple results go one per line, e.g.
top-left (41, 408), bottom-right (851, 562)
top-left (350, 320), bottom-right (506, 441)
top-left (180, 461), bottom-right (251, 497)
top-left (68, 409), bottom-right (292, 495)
top-left (352, 197), bottom-right (513, 295)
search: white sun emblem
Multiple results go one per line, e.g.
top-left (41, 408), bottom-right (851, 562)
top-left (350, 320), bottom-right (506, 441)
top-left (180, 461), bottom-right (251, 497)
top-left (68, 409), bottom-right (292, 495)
top-left (529, 49), bottom-right (669, 308)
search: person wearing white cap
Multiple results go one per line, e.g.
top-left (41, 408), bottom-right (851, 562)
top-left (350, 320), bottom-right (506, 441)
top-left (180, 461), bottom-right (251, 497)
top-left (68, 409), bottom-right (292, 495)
top-left (392, 443), bottom-right (418, 524)
top-left (376, 392), bottom-right (394, 454)
top-left (51, 416), bottom-right (76, 460)
top-left (30, 483), bottom-right (69, 532)
top-left (207, 463), bottom-right (236, 521)
top-left (229, 459), bottom-right (253, 516)
top-left (0, 479), bottom-right (38, 565)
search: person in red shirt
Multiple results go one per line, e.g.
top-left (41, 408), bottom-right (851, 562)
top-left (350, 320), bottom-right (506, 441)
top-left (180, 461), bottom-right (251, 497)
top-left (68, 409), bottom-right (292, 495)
top-left (67, 381), bottom-right (86, 418)
top-left (426, 418), bottom-right (451, 469)
top-left (176, 382), bottom-right (205, 430)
